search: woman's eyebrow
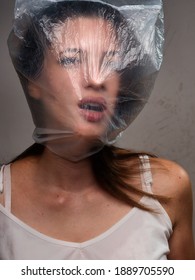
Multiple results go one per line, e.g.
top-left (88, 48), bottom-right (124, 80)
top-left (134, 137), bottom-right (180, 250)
top-left (63, 48), bottom-right (82, 54)
top-left (60, 49), bottom-right (119, 57)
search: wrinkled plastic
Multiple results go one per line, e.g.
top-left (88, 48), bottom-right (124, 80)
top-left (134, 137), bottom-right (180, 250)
top-left (8, 0), bottom-right (164, 161)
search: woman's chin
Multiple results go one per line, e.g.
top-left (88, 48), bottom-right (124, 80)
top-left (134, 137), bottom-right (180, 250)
top-left (74, 120), bottom-right (109, 139)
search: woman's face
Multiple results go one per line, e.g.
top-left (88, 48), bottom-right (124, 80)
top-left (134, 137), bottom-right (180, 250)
top-left (29, 16), bottom-right (121, 140)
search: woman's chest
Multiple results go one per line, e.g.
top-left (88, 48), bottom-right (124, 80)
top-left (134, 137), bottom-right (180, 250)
top-left (11, 186), bottom-right (132, 243)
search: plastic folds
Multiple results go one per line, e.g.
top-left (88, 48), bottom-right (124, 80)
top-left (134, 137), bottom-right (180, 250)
top-left (8, 0), bottom-right (164, 161)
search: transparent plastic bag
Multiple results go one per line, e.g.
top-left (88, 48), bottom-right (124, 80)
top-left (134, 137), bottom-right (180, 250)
top-left (8, 0), bottom-right (164, 161)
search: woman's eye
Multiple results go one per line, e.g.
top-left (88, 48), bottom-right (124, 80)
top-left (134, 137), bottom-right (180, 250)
top-left (60, 56), bottom-right (81, 67)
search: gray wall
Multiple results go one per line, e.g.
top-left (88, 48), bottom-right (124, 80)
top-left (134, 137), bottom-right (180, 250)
top-left (1, 0), bottom-right (195, 239)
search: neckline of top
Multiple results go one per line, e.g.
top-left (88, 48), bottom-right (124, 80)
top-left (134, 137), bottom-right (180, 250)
top-left (0, 196), bottom-right (148, 248)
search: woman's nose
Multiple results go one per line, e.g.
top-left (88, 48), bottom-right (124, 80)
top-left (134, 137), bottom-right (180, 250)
top-left (83, 77), bottom-right (106, 91)
top-left (81, 65), bottom-right (107, 92)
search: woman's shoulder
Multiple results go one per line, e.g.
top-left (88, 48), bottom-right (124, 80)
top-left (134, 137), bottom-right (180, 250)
top-left (150, 157), bottom-right (191, 198)
top-left (0, 157), bottom-right (37, 207)
top-left (149, 157), bottom-right (193, 228)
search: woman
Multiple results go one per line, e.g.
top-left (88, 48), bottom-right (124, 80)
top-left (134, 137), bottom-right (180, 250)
top-left (0, 0), bottom-right (194, 259)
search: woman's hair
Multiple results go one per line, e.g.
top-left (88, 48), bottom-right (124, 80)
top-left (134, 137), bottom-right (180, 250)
top-left (8, 1), bottom-right (166, 211)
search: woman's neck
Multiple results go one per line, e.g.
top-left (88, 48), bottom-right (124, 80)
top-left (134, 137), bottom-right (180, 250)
top-left (18, 147), bottom-right (99, 194)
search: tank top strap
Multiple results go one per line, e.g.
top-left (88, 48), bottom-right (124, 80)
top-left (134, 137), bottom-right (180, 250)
top-left (1, 164), bottom-right (12, 212)
top-left (139, 155), bottom-right (153, 193)
top-left (0, 165), bottom-right (5, 193)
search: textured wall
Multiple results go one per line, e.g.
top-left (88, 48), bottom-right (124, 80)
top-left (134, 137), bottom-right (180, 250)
top-left (0, 0), bottom-right (195, 238)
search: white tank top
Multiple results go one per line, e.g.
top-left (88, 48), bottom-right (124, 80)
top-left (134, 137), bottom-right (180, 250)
top-left (0, 156), bottom-right (172, 260)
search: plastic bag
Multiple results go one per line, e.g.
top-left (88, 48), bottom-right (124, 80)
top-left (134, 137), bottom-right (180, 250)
top-left (8, 0), bottom-right (164, 161)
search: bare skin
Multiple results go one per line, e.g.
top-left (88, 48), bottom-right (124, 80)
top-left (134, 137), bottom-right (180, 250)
top-left (0, 149), bottom-right (194, 259)
top-left (0, 149), bottom-right (133, 243)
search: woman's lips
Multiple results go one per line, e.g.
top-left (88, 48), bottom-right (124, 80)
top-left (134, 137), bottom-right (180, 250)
top-left (78, 98), bottom-right (107, 122)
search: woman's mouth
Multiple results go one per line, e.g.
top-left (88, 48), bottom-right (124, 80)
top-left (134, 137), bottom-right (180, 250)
top-left (78, 98), bottom-right (107, 122)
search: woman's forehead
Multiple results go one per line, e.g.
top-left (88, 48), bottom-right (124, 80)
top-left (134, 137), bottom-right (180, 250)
top-left (55, 16), bottom-right (115, 31)
top-left (49, 16), bottom-right (118, 49)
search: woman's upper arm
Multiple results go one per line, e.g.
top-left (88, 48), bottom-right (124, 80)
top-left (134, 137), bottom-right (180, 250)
top-left (167, 169), bottom-right (195, 259)
top-left (152, 158), bottom-right (195, 259)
